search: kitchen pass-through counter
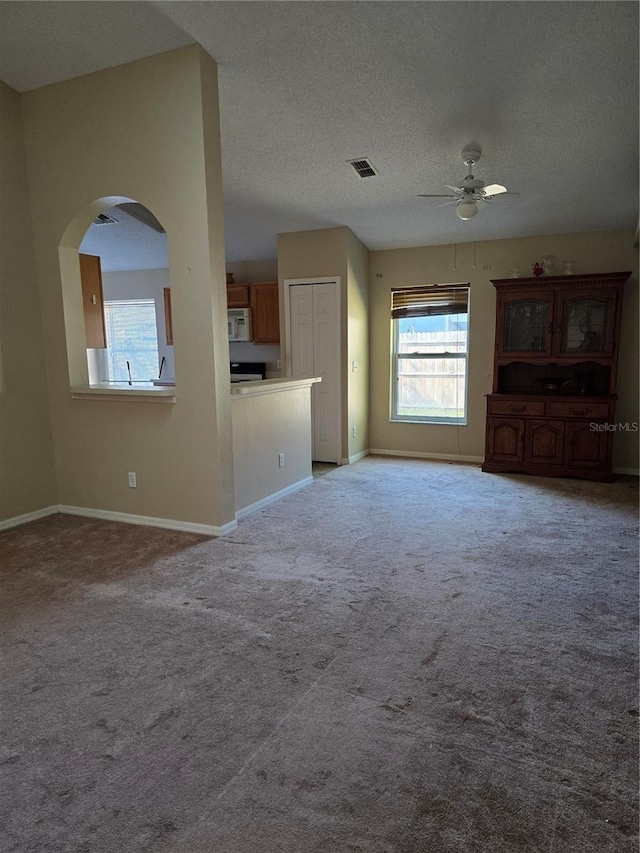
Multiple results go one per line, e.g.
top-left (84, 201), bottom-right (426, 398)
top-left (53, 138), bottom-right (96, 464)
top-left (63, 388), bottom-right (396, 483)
top-left (231, 376), bottom-right (321, 517)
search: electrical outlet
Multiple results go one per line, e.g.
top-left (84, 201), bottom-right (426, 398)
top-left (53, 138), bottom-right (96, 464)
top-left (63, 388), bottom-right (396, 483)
top-left (128, 471), bottom-right (137, 488)
top-left (352, 426), bottom-right (357, 437)
top-left (278, 452), bottom-right (285, 468)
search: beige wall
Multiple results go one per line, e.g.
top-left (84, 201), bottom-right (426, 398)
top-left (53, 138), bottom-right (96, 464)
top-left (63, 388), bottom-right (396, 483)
top-left (231, 386), bottom-right (312, 513)
top-left (277, 226), bottom-right (349, 357)
top-left (277, 226), bottom-right (371, 462)
top-left (0, 82), bottom-right (57, 523)
top-left (227, 259), bottom-right (278, 283)
top-left (20, 46), bottom-right (236, 529)
top-left (346, 230), bottom-right (370, 460)
top-left (369, 230), bottom-right (639, 472)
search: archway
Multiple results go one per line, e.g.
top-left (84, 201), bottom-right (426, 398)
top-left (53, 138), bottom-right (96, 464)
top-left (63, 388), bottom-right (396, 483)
top-left (59, 197), bottom-right (171, 389)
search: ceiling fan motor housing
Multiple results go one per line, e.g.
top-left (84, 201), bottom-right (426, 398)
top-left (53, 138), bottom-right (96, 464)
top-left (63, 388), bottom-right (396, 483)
top-left (461, 147), bottom-right (482, 167)
top-left (462, 177), bottom-right (485, 190)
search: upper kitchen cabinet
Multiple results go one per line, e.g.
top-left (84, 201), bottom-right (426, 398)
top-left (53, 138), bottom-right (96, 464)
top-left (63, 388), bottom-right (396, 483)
top-left (79, 252), bottom-right (106, 348)
top-left (227, 283), bottom-right (250, 308)
top-left (250, 281), bottom-right (280, 344)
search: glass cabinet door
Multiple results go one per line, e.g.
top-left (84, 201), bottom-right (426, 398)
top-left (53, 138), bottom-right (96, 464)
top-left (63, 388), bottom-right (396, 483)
top-left (555, 291), bottom-right (616, 357)
top-left (500, 294), bottom-right (552, 354)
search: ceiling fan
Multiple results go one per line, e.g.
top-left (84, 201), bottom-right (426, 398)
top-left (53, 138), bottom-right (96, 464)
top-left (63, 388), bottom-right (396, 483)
top-left (419, 147), bottom-right (513, 220)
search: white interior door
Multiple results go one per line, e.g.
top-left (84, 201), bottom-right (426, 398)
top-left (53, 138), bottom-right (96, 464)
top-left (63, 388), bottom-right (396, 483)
top-left (290, 282), bottom-right (340, 463)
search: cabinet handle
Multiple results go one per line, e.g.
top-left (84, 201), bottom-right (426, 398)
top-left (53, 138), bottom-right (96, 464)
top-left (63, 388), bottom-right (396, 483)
top-left (509, 405), bottom-right (525, 413)
top-left (569, 407), bottom-right (587, 416)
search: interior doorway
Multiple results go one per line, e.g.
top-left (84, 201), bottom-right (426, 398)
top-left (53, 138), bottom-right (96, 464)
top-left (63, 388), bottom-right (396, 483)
top-left (284, 278), bottom-right (341, 464)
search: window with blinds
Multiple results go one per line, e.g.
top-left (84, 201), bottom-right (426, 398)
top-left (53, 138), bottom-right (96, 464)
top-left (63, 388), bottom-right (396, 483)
top-left (390, 284), bottom-right (470, 424)
top-left (99, 299), bottom-right (159, 384)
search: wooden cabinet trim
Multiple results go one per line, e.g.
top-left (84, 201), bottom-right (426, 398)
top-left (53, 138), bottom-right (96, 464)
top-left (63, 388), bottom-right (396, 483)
top-left (79, 252), bottom-right (106, 349)
top-left (163, 287), bottom-right (173, 345)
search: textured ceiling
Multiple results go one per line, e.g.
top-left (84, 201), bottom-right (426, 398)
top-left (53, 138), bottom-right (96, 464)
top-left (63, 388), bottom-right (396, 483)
top-left (80, 207), bottom-right (168, 273)
top-left (1, 1), bottom-right (638, 266)
top-left (0, 1), bottom-right (192, 91)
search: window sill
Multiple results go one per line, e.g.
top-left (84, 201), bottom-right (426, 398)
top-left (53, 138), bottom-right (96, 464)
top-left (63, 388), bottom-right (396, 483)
top-left (70, 384), bottom-right (176, 403)
top-left (390, 417), bottom-right (467, 426)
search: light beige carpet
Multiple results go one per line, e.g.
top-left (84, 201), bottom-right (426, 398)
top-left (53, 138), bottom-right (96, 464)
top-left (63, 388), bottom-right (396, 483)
top-left (1, 457), bottom-right (638, 852)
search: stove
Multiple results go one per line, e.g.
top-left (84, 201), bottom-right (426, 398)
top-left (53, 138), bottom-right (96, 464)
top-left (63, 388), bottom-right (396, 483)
top-left (230, 361), bottom-right (267, 383)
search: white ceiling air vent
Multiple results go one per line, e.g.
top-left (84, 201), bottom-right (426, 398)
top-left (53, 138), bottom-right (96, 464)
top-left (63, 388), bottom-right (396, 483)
top-left (93, 213), bottom-right (118, 225)
top-left (348, 158), bottom-right (378, 179)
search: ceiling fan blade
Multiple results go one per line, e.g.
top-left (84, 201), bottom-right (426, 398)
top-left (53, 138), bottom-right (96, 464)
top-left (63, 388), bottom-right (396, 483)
top-left (445, 185), bottom-right (464, 195)
top-left (417, 194), bottom-right (457, 198)
top-left (435, 199), bottom-right (460, 208)
top-left (481, 184), bottom-right (508, 197)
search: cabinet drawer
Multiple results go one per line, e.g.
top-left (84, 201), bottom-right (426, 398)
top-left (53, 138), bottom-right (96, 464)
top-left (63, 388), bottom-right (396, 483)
top-left (547, 401), bottom-right (611, 419)
top-left (487, 399), bottom-right (545, 417)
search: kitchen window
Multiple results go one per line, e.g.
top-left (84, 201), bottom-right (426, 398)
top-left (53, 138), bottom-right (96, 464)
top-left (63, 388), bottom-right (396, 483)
top-left (99, 298), bottom-right (159, 384)
top-left (391, 284), bottom-right (469, 424)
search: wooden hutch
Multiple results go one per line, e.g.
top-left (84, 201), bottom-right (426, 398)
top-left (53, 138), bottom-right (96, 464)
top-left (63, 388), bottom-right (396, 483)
top-left (482, 271), bottom-right (631, 482)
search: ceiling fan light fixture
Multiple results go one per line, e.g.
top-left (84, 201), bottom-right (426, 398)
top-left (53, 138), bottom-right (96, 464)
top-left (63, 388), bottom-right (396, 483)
top-left (456, 199), bottom-right (478, 220)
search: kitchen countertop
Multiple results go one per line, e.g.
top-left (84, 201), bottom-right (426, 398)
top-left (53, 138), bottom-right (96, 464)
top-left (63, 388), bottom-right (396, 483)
top-left (70, 384), bottom-right (176, 402)
top-left (230, 376), bottom-right (321, 397)
top-left (70, 376), bottom-right (321, 402)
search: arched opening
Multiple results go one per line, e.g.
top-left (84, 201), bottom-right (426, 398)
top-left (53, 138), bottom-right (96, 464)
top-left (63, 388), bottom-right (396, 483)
top-left (59, 197), bottom-right (172, 390)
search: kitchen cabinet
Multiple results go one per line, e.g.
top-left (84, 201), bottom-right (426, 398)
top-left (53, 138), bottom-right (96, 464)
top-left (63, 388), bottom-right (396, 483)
top-left (250, 281), bottom-right (280, 344)
top-left (483, 271), bottom-right (630, 481)
top-left (163, 287), bottom-right (173, 345)
top-left (79, 252), bottom-right (106, 348)
top-left (226, 280), bottom-right (280, 344)
top-left (227, 283), bottom-right (250, 308)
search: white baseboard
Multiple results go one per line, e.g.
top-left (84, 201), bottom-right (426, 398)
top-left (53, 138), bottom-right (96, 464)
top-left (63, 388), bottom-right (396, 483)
top-left (0, 505), bottom-right (59, 532)
top-left (235, 476), bottom-right (314, 520)
top-left (613, 467), bottom-right (640, 477)
top-left (58, 505), bottom-right (237, 537)
top-left (340, 449), bottom-right (370, 465)
top-left (369, 448), bottom-right (484, 464)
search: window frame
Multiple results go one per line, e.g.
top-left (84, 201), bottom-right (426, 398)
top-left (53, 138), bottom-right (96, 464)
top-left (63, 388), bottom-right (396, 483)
top-left (390, 284), bottom-right (470, 426)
